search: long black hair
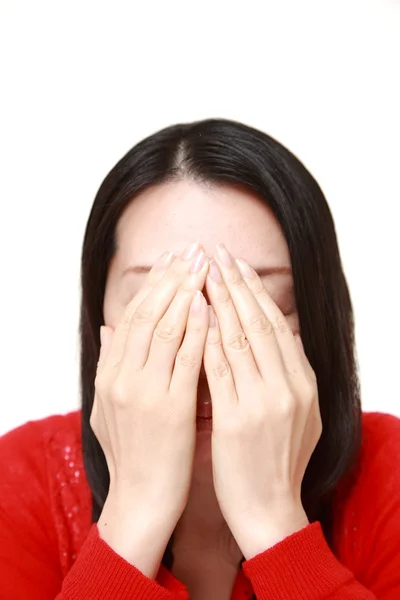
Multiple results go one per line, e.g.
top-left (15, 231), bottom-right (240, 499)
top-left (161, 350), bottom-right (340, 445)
top-left (80, 118), bottom-right (362, 578)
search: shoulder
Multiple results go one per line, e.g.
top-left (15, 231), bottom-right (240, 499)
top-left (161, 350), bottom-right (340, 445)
top-left (358, 411), bottom-right (400, 480)
top-left (0, 410), bottom-right (82, 463)
top-left (0, 410), bottom-right (92, 571)
top-left (335, 411), bottom-right (400, 503)
top-left (0, 410), bottom-right (82, 521)
top-left (0, 410), bottom-right (84, 499)
top-left (361, 410), bottom-right (400, 447)
top-left (333, 411), bottom-right (400, 571)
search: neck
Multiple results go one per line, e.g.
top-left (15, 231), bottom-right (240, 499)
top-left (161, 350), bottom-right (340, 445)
top-left (172, 468), bottom-right (243, 566)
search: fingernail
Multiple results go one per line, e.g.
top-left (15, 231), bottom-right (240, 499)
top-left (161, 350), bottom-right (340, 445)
top-left (190, 250), bottom-right (206, 273)
top-left (236, 258), bottom-right (255, 278)
top-left (216, 243), bottom-right (233, 267)
top-left (208, 259), bottom-right (222, 282)
top-left (155, 250), bottom-right (175, 269)
top-left (208, 305), bottom-right (216, 327)
top-left (191, 290), bottom-right (205, 314)
top-left (182, 241), bottom-right (201, 260)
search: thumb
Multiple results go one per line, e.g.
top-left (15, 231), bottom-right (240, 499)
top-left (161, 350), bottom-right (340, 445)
top-left (98, 325), bottom-right (113, 368)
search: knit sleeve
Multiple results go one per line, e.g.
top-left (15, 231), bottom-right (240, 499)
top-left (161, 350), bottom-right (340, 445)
top-left (0, 419), bottom-right (188, 600)
top-left (241, 412), bottom-right (400, 599)
top-left (242, 521), bottom-right (376, 599)
top-left (56, 524), bottom-right (189, 600)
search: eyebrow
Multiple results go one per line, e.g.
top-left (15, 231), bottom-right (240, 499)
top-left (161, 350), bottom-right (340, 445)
top-left (122, 264), bottom-right (292, 277)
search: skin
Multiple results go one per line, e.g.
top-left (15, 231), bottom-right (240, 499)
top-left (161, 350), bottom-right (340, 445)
top-left (103, 179), bottom-right (300, 575)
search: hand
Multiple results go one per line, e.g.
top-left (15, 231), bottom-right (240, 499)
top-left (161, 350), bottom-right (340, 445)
top-left (91, 242), bottom-right (209, 576)
top-left (203, 244), bottom-right (322, 560)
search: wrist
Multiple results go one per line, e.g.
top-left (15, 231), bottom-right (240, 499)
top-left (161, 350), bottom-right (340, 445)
top-left (234, 503), bottom-right (310, 561)
top-left (98, 494), bottom-right (174, 579)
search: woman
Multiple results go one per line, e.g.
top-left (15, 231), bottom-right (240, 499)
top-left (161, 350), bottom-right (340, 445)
top-left (0, 118), bottom-right (399, 600)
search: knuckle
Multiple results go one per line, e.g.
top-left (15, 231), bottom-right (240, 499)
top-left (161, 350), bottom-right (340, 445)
top-left (176, 351), bottom-right (199, 370)
top-left (253, 280), bottom-right (267, 297)
top-left (132, 305), bottom-right (156, 325)
top-left (279, 393), bottom-right (296, 419)
top-left (271, 314), bottom-right (291, 335)
top-left (110, 379), bottom-right (130, 408)
top-left (187, 320), bottom-right (205, 335)
top-left (94, 371), bottom-right (106, 393)
top-left (206, 335), bottom-right (222, 347)
top-left (303, 382), bottom-right (317, 402)
top-left (212, 360), bottom-right (231, 380)
top-left (249, 312), bottom-right (274, 335)
top-left (154, 321), bottom-right (179, 343)
top-left (226, 330), bottom-right (249, 351)
top-left (120, 306), bottom-right (135, 330)
top-left (229, 270), bottom-right (245, 287)
top-left (218, 292), bottom-right (233, 307)
top-left (123, 294), bottom-right (141, 320)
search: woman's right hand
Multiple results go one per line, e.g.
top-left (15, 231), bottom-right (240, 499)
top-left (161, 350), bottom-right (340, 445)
top-left (90, 242), bottom-right (209, 577)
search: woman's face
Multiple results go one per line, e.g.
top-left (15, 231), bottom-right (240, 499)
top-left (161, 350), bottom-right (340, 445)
top-left (103, 180), bottom-right (299, 465)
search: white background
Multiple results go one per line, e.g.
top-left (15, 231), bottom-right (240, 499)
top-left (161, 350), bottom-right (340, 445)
top-left (0, 0), bottom-right (399, 436)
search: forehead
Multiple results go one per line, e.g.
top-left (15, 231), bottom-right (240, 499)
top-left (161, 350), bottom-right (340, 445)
top-left (115, 180), bottom-right (291, 267)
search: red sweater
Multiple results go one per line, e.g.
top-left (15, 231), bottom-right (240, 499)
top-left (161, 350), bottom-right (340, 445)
top-left (0, 410), bottom-right (399, 599)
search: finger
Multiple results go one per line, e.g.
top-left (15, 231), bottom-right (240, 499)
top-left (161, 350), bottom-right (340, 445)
top-left (92, 325), bottom-right (114, 438)
top-left (103, 249), bottom-right (176, 374)
top-left (169, 291), bottom-right (209, 404)
top-left (212, 246), bottom-right (286, 384)
top-left (94, 326), bottom-right (114, 393)
top-left (97, 325), bottom-right (113, 371)
top-left (119, 244), bottom-right (206, 378)
top-left (203, 305), bottom-right (238, 417)
top-left (205, 258), bottom-right (260, 387)
top-left (235, 256), bottom-right (306, 381)
top-left (144, 252), bottom-right (209, 387)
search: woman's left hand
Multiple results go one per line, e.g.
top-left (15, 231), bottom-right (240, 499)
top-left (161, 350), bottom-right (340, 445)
top-left (203, 244), bottom-right (323, 560)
